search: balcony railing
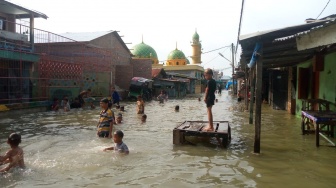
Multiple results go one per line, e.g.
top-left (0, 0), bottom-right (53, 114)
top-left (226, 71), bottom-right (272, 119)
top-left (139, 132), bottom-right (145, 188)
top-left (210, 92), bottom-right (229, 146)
top-left (0, 19), bottom-right (77, 53)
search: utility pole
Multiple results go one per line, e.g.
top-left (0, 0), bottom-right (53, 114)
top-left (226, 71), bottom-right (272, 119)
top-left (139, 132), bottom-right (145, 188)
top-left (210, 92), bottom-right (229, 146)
top-left (231, 43), bottom-right (235, 95)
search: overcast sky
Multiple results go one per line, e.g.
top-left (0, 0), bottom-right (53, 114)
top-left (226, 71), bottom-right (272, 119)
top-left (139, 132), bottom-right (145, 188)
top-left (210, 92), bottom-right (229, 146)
top-left (10, 0), bottom-right (336, 75)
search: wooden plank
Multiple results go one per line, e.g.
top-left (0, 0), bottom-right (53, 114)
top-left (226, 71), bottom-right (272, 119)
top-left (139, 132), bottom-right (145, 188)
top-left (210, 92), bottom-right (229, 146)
top-left (173, 121), bottom-right (231, 147)
top-left (173, 129), bottom-right (185, 145)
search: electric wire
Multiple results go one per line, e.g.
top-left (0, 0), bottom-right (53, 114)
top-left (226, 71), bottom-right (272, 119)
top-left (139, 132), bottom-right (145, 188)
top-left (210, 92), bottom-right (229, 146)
top-left (235, 0), bottom-right (245, 55)
top-left (316, 0), bottom-right (331, 19)
top-left (202, 45), bottom-right (231, 54)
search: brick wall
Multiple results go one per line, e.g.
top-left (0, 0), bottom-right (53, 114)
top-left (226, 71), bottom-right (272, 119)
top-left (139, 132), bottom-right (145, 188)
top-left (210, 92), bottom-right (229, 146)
top-left (131, 59), bottom-right (152, 79)
top-left (35, 42), bottom-right (115, 98)
top-left (115, 64), bottom-right (133, 91)
top-left (90, 32), bottom-right (131, 66)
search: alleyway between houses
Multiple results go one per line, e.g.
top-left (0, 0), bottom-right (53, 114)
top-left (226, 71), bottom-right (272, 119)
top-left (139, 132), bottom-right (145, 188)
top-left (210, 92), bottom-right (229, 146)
top-left (1, 91), bottom-right (335, 187)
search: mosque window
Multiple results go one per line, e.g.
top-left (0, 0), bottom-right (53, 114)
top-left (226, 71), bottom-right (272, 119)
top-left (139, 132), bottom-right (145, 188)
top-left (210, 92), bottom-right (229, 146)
top-left (176, 62), bottom-right (179, 65)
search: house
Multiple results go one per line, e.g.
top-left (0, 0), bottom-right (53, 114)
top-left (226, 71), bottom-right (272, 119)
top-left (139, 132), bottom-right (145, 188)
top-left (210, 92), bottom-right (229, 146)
top-left (152, 68), bottom-right (189, 98)
top-left (0, 0), bottom-right (47, 107)
top-left (239, 18), bottom-right (336, 113)
top-left (35, 31), bottom-right (152, 100)
top-left (239, 16), bottom-right (336, 152)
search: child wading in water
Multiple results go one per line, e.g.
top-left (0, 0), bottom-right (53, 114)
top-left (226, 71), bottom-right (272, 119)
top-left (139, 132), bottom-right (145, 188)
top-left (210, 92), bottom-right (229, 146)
top-left (103, 130), bottom-right (129, 154)
top-left (157, 90), bottom-right (168, 103)
top-left (203, 68), bottom-right (216, 131)
top-left (141, 114), bottom-right (147, 122)
top-left (137, 95), bottom-right (145, 114)
top-left (0, 133), bottom-right (25, 172)
top-left (97, 98), bottom-right (114, 138)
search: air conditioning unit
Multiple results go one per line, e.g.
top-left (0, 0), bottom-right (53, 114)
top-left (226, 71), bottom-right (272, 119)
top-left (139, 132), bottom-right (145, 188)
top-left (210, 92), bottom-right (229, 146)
top-left (0, 20), bottom-right (3, 30)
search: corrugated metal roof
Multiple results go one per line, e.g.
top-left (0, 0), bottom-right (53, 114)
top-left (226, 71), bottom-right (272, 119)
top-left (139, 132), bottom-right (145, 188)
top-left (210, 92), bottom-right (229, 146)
top-left (0, 0), bottom-right (48, 19)
top-left (152, 68), bottom-right (165, 78)
top-left (239, 17), bottom-right (336, 68)
top-left (58, 31), bottom-right (114, 42)
top-left (239, 20), bottom-right (328, 43)
top-left (274, 19), bottom-right (336, 42)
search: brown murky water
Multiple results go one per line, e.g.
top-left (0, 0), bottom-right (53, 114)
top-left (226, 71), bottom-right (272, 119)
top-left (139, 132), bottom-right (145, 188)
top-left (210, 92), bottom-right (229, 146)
top-left (1, 91), bottom-right (335, 188)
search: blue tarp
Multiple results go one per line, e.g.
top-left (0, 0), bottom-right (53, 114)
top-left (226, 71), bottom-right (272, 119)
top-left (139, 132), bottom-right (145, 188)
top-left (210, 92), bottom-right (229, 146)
top-left (247, 42), bottom-right (262, 68)
top-left (225, 80), bottom-right (237, 90)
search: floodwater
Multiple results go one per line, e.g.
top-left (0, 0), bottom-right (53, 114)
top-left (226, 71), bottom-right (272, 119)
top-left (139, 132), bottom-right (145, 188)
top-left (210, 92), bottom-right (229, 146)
top-left (1, 91), bottom-right (335, 188)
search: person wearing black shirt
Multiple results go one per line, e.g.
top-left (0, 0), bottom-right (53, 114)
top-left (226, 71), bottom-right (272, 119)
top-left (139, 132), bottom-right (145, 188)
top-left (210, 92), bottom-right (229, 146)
top-left (203, 68), bottom-right (216, 131)
top-left (70, 97), bottom-right (82, 109)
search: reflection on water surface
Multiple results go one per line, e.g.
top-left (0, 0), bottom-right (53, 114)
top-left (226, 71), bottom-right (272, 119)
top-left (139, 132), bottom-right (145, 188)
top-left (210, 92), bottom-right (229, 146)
top-left (1, 91), bottom-right (335, 187)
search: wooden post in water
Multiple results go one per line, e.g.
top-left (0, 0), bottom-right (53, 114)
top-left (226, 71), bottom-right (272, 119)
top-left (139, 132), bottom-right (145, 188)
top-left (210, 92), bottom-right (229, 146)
top-left (249, 68), bottom-right (255, 124)
top-left (245, 65), bottom-right (249, 110)
top-left (254, 44), bottom-right (263, 154)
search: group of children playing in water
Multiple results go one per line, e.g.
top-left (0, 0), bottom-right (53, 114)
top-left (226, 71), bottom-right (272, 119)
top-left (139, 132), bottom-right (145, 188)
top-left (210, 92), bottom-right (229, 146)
top-left (1, 68), bottom-right (217, 173)
top-left (51, 89), bottom-right (96, 111)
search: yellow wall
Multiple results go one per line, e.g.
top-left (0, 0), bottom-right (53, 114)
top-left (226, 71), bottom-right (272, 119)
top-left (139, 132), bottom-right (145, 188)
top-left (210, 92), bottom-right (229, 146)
top-left (166, 59), bottom-right (187, 66)
top-left (191, 43), bottom-right (201, 64)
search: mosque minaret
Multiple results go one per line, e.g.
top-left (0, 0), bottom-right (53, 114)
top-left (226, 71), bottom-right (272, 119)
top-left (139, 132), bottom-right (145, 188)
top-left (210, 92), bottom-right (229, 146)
top-left (190, 30), bottom-right (202, 64)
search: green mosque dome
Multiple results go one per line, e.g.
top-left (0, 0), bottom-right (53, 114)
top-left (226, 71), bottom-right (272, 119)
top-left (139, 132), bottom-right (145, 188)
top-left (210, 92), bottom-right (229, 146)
top-left (192, 31), bottom-right (199, 41)
top-left (186, 58), bottom-right (190, 64)
top-left (131, 42), bottom-right (158, 59)
top-left (167, 49), bottom-right (186, 60)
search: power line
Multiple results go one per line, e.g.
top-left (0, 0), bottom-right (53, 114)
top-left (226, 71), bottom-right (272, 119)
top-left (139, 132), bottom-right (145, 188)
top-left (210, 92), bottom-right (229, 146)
top-left (202, 48), bottom-right (231, 66)
top-left (202, 45), bottom-right (231, 54)
top-left (316, 0), bottom-right (331, 19)
top-left (202, 54), bottom-right (220, 66)
top-left (235, 0), bottom-right (245, 54)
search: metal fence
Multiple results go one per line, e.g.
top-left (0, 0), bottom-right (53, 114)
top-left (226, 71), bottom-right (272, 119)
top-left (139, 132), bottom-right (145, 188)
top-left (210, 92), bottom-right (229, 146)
top-left (0, 20), bottom-right (114, 107)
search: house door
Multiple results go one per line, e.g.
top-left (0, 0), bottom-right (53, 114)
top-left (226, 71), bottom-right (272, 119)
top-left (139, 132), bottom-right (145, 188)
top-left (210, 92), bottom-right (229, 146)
top-left (272, 70), bottom-right (288, 110)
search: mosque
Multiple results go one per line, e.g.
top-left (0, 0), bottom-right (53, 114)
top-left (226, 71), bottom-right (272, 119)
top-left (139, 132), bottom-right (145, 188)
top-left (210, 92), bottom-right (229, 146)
top-left (130, 31), bottom-right (204, 94)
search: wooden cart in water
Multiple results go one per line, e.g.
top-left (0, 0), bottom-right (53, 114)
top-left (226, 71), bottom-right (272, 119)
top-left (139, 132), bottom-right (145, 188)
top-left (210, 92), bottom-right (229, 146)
top-left (173, 121), bottom-right (231, 147)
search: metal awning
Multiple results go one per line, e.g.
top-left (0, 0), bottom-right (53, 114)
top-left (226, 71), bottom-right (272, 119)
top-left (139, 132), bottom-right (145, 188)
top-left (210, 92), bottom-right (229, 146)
top-left (239, 20), bottom-right (333, 68)
top-left (0, 0), bottom-right (48, 19)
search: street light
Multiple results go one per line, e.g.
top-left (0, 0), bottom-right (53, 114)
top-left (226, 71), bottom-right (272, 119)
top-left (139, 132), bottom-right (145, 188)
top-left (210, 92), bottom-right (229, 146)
top-left (218, 53), bottom-right (231, 64)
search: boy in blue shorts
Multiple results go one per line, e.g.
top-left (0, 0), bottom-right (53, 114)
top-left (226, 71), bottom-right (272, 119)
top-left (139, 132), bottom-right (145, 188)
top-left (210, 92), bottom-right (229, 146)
top-left (97, 98), bottom-right (114, 138)
top-left (103, 130), bottom-right (129, 154)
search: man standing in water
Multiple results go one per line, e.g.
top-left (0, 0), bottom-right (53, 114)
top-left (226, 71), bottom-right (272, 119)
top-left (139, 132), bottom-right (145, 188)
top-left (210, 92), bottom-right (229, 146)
top-left (203, 68), bottom-right (216, 131)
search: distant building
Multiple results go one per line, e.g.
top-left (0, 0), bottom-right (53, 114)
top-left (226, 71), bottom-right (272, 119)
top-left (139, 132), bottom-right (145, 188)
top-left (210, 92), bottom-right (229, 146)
top-left (131, 31), bottom-right (205, 94)
top-left (36, 31), bottom-right (152, 100)
top-left (0, 0), bottom-right (47, 107)
top-left (152, 68), bottom-right (188, 98)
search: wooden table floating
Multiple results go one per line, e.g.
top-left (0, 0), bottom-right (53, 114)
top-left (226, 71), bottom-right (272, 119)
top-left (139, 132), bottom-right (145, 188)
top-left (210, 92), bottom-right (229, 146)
top-left (173, 121), bottom-right (231, 147)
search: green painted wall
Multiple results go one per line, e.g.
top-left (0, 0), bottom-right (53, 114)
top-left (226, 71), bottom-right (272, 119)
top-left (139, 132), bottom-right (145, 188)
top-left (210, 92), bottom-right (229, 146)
top-left (319, 52), bottom-right (336, 110)
top-left (296, 52), bottom-right (336, 116)
top-left (0, 50), bottom-right (39, 62)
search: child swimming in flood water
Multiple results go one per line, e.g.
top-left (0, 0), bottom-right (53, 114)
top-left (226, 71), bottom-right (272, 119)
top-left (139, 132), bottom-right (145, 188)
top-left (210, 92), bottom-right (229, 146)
top-left (157, 90), bottom-right (168, 103)
top-left (116, 113), bottom-right (122, 124)
top-left (141, 114), bottom-right (147, 122)
top-left (103, 130), bottom-right (129, 154)
top-left (0, 133), bottom-right (25, 172)
top-left (137, 95), bottom-right (145, 114)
